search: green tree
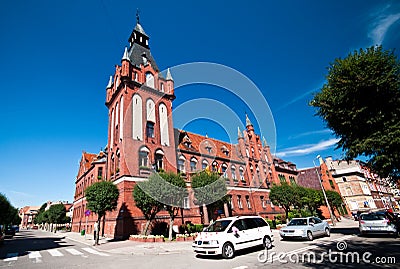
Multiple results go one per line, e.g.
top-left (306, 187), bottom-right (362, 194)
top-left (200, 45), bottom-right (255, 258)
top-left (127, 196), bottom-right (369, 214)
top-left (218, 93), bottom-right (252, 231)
top-left (85, 181), bottom-right (119, 245)
top-left (325, 190), bottom-right (344, 216)
top-left (0, 193), bottom-right (12, 227)
top-left (191, 171), bottom-right (228, 223)
top-left (47, 204), bottom-right (67, 224)
top-left (311, 46), bottom-right (400, 180)
top-left (34, 202), bottom-right (48, 225)
top-left (269, 183), bottom-right (296, 222)
top-left (156, 172), bottom-right (187, 240)
top-left (133, 179), bottom-right (163, 235)
top-left (300, 187), bottom-right (324, 216)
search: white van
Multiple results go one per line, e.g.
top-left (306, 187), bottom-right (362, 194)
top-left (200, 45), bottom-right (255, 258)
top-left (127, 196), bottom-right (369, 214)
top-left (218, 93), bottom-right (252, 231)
top-left (192, 216), bottom-right (274, 259)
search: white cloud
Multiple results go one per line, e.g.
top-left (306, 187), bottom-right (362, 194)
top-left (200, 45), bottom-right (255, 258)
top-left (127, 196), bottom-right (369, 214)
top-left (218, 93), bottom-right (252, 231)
top-left (276, 138), bottom-right (340, 158)
top-left (288, 129), bottom-right (332, 140)
top-left (369, 13), bottom-right (400, 44)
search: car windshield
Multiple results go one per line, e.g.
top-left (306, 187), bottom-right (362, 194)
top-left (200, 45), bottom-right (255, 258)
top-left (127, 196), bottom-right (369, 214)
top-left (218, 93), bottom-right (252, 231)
top-left (360, 213), bottom-right (385, 221)
top-left (205, 220), bottom-right (232, 232)
top-left (288, 219), bottom-right (308, 226)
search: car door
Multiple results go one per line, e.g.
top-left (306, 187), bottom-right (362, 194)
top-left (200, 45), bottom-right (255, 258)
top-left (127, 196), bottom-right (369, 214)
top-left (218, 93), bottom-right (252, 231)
top-left (229, 219), bottom-right (248, 250)
top-left (242, 218), bottom-right (262, 247)
top-left (312, 217), bottom-right (324, 235)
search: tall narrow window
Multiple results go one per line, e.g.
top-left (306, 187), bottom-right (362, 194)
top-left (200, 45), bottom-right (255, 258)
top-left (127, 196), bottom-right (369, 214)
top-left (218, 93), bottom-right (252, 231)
top-left (190, 158), bottom-right (197, 172)
top-left (155, 150), bottom-right (164, 171)
top-left (231, 165), bottom-right (237, 181)
top-left (97, 167), bottom-right (103, 180)
top-left (260, 196), bottom-right (266, 208)
top-left (239, 167), bottom-right (245, 182)
top-left (178, 156), bottom-right (186, 173)
top-left (237, 195), bottom-right (243, 209)
top-left (145, 72), bottom-right (154, 88)
top-left (245, 196), bottom-right (251, 209)
top-left (222, 164), bottom-right (228, 178)
top-left (159, 103), bottom-right (169, 146)
top-left (132, 94), bottom-right (143, 140)
top-left (146, 122), bottom-right (155, 138)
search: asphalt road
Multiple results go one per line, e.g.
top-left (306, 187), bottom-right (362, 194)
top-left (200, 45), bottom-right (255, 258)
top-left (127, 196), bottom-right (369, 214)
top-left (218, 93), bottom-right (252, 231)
top-left (1, 227), bottom-right (399, 268)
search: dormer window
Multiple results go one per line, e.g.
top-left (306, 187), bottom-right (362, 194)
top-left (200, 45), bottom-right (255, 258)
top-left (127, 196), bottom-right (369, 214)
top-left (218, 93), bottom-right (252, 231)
top-left (221, 146), bottom-right (229, 156)
top-left (182, 134), bottom-right (192, 148)
top-left (205, 141), bottom-right (212, 154)
top-left (145, 72), bottom-right (154, 88)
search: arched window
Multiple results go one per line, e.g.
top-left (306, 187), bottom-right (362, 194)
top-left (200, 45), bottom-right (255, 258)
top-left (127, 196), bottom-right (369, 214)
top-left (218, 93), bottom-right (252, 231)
top-left (178, 155), bottom-right (186, 173)
top-left (132, 94), bottom-right (143, 140)
top-left (155, 149), bottom-right (164, 171)
top-left (231, 165), bottom-right (237, 181)
top-left (159, 103), bottom-right (169, 146)
top-left (221, 163), bottom-right (228, 178)
top-left (110, 108), bottom-right (115, 148)
top-left (139, 147), bottom-right (149, 167)
top-left (160, 83), bottom-right (164, 92)
top-left (202, 160), bottom-right (209, 170)
top-left (145, 72), bottom-right (154, 88)
top-left (239, 167), bottom-right (245, 181)
top-left (212, 161), bottom-right (218, 172)
top-left (146, 99), bottom-right (155, 122)
top-left (190, 158), bottom-right (197, 172)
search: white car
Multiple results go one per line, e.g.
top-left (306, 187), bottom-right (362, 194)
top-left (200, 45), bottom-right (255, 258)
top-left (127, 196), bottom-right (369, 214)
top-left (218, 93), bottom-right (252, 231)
top-left (192, 216), bottom-right (274, 259)
top-left (279, 217), bottom-right (330, 241)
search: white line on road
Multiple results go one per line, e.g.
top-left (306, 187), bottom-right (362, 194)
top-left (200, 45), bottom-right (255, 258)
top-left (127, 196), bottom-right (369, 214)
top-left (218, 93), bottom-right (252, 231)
top-left (82, 247), bottom-right (110, 256)
top-left (65, 248), bottom-right (84, 255)
top-left (47, 249), bottom-right (64, 257)
top-left (3, 253), bottom-right (18, 262)
top-left (232, 266), bottom-right (248, 269)
top-left (28, 251), bottom-right (41, 259)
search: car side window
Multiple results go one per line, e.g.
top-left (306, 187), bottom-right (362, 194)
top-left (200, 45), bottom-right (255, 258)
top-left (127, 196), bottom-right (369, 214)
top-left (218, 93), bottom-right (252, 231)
top-left (254, 218), bottom-right (268, 227)
top-left (309, 218), bottom-right (315, 224)
top-left (313, 217), bottom-right (322, 224)
top-left (231, 220), bottom-right (245, 231)
top-left (243, 218), bottom-right (258, 230)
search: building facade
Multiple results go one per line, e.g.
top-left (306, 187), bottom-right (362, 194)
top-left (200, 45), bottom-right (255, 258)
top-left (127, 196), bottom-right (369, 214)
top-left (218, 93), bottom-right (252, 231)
top-left (72, 16), bottom-right (299, 239)
top-left (324, 157), bottom-right (398, 213)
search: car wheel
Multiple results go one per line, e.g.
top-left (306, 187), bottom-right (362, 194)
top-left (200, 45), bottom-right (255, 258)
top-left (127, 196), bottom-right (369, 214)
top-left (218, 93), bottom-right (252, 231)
top-left (325, 228), bottom-right (330, 237)
top-left (307, 231), bottom-right (313, 241)
top-left (263, 236), bottom-right (272, 249)
top-left (221, 242), bottom-right (235, 259)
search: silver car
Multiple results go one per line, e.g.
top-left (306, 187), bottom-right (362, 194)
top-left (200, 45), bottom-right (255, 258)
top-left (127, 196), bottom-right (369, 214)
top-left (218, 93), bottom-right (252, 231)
top-left (279, 217), bottom-right (330, 241)
top-left (359, 211), bottom-right (398, 236)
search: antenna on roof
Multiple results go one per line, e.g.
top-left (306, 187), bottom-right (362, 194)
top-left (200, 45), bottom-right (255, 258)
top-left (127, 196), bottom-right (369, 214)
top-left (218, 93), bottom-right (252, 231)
top-left (136, 8), bottom-right (140, 24)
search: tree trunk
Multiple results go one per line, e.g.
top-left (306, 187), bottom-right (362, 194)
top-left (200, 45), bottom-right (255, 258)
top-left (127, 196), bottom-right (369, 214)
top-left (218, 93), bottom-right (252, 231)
top-left (168, 216), bottom-right (174, 241)
top-left (95, 215), bottom-right (102, 245)
top-left (143, 220), bottom-right (151, 235)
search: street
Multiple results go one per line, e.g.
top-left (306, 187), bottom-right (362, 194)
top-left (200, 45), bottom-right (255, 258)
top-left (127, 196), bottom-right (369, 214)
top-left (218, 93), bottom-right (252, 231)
top-left (1, 224), bottom-right (399, 268)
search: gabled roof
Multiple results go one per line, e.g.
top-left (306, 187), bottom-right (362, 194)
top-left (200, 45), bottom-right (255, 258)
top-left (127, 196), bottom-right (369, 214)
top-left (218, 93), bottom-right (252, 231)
top-left (175, 129), bottom-right (244, 163)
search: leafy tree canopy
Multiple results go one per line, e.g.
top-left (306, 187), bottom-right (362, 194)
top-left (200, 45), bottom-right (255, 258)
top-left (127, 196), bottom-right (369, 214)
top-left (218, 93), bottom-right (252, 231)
top-left (191, 171), bottom-right (228, 206)
top-left (311, 46), bottom-right (400, 180)
top-left (47, 204), bottom-right (67, 224)
top-left (85, 181), bottom-right (119, 217)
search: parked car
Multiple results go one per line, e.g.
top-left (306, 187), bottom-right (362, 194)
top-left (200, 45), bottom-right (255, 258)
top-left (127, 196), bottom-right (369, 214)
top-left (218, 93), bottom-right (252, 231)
top-left (279, 217), bottom-right (330, 241)
top-left (4, 226), bottom-right (15, 238)
top-left (0, 231), bottom-right (4, 245)
top-left (359, 211), bottom-right (398, 236)
top-left (12, 225), bottom-right (19, 233)
top-left (192, 216), bottom-right (274, 259)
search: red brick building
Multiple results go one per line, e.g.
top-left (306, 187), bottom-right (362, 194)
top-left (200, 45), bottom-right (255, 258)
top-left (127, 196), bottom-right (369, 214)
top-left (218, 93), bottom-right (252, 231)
top-left (72, 16), bottom-right (298, 239)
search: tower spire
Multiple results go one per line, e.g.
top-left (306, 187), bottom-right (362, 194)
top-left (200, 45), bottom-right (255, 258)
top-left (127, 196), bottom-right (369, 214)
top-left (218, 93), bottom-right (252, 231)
top-left (263, 136), bottom-right (268, 147)
top-left (238, 127), bottom-right (243, 138)
top-left (166, 68), bottom-right (174, 81)
top-left (136, 8), bottom-right (140, 24)
top-left (245, 113), bottom-right (252, 127)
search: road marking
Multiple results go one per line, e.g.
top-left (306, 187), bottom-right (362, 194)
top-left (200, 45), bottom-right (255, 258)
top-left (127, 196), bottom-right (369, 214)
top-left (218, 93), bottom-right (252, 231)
top-left (232, 266), bottom-right (248, 269)
top-left (28, 251), bottom-right (43, 263)
top-left (82, 247), bottom-right (110, 256)
top-left (28, 251), bottom-right (41, 259)
top-left (65, 248), bottom-right (84, 255)
top-left (47, 249), bottom-right (64, 257)
top-left (3, 253), bottom-right (18, 261)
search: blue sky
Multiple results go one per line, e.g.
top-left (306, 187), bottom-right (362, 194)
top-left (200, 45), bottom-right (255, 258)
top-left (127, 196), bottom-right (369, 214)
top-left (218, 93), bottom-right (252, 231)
top-left (1, 0), bottom-right (399, 209)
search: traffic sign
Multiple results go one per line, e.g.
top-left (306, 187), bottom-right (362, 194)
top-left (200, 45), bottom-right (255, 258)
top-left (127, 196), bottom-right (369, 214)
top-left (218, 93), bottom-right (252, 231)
top-left (85, 209), bottom-right (91, 216)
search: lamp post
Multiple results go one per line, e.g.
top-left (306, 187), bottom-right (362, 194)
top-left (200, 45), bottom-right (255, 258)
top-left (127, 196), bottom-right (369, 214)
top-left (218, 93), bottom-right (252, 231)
top-left (313, 155), bottom-right (336, 226)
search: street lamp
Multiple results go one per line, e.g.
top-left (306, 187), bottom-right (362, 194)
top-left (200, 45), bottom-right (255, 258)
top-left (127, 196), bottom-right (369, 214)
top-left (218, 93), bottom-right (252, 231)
top-left (313, 155), bottom-right (336, 226)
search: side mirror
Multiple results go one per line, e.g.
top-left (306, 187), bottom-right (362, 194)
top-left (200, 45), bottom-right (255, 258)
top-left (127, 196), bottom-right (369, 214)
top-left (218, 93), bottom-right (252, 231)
top-left (309, 223), bottom-right (314, 226)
